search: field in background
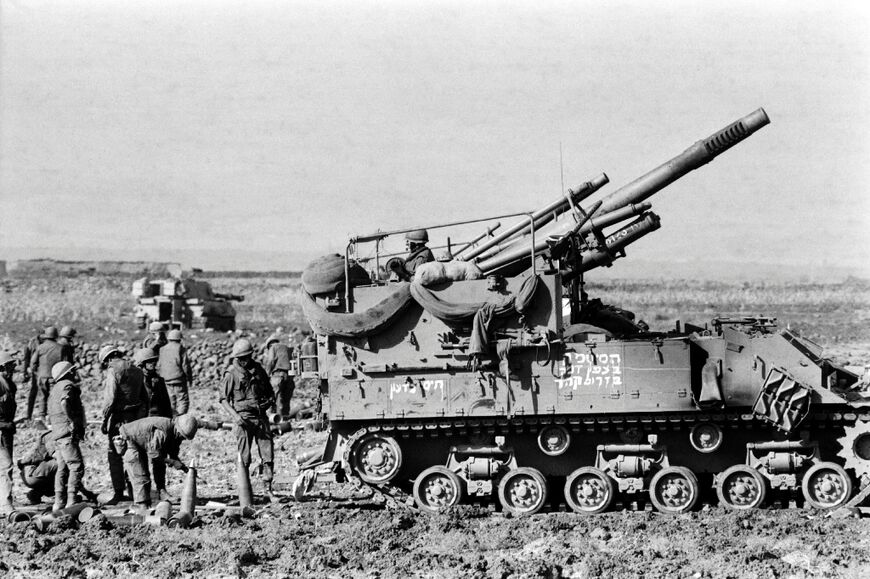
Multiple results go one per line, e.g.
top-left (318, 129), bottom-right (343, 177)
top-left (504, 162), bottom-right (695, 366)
top-left (2, 274), bottom-right (869, 361)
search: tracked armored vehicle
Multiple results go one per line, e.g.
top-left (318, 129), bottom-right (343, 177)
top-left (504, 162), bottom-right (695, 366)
top-left (296, 108), bottom-right (868, 515)
top-left (132, 276), bottom-right (243, 331)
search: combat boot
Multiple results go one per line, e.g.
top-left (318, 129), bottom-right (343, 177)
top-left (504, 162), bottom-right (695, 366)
top-left (65, 493), bottom-right (81, 508)
top-left (26, 489), bottom-right (43, 505)
top-left (263, 481), bottom-right (277, 504)
top-left (157, 488), bottom-right (174, 502)
top-left (52, 493), bottom-right (65, 513)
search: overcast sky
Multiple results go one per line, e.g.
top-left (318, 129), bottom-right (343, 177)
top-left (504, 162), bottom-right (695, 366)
top-left (1, 0), bottom-right (868, 274)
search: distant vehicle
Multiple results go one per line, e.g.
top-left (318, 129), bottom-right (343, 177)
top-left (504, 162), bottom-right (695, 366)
top-left (132, 277), bottom-right (244, 331)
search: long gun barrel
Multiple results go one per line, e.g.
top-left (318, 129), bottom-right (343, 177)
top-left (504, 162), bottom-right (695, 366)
top-left (462, 174), bottom-right (609, 261)
top-left (593, 108), bottom-right (770, 216)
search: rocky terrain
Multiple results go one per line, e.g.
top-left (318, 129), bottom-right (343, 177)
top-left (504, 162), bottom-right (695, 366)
top-left (1, 273), bottom-right (869, 578)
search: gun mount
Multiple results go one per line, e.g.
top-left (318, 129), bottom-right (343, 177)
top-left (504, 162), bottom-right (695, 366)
top-left (294, 108), bottom-right (865, 516)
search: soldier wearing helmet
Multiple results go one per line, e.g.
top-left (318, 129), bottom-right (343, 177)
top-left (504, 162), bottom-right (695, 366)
top-left (46, 361), bottom-right (86, 511)
top-left (99, 345), bottom-right (147, 505)
top-left (117, 414), bottom-right (199, 508)
top-left (134, 348), bottom-right (172, 419)
top-left (263, 334), bottom-right (295, 417)
top-left (29, 326), bottom-right (64, 424)
top-left (390, 229), bottom-right (435, 281)
top-left (58, 326), bottom-right (77, 364)
top-left (17, 430), bottom-right (98, 505)
top-left (142, 321), bottom-right (167, 353)
top-left (0, 351), bottom-right (17, 513)
top-left (220, 338), bottom-right (277, 501)
top-left (158, 329), bottom-right (193, 416)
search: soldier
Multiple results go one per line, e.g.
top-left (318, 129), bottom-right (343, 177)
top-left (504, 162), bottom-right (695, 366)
top-left (17, 430), bottom-right (97, 505)
top-left (17, 431), bottom-right (56, 505)
top-left (263, 334), bottom-right (295, 417)
top-left (58, 326), bottom-right (77, 363)
top-left (22, 331), bottom-right (42, 420)
top-left (0, 351), bottom-right (17, 513)
top-left (142, 321), bottom-right (167, 353)
top-left (158, 329), bottom-right (193, 416)
top-left (116, 415), bottom-right (199, 508)
top-left (133, 348), bottom-right (172, 418)
top-left (30, 326), bottom-right (64, 423)
top-left (99, 345), bottom-right (147, 505)
top-left (47, 361), bottom-right (86, 511)
top-left (220, 338), bottom-right (276, 500)
top-left (390, 229), bottom-right (435, 281)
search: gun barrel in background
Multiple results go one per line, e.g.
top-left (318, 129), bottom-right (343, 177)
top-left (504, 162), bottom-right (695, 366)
top-left (593, 108), bottom-right (770, 216)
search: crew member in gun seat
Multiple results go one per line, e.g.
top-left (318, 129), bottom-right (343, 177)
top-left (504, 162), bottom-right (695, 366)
top-left (390, 229), bottom-right (434, 281)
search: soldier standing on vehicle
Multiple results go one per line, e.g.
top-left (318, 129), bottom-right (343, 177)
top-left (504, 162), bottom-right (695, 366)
top-left (134, 348), bottom-right (172, 419)
top-left (58, 326), bottom-right (77, 363)
top-left (30, 326), bottom-right (64, 424)
top-left (99, 345), bottom-right (147, 505)
top-left (0, 351), bottom-right (17, 514)
top-left (263, 334), bottom-right (294, 417)
top-left (390, 229), bottom-right (435, 281)
top-left (158, 329), bottom-right (193, 416)
top-left (22, 331), bottom-right (42, 420)
top-left (117, 415), bottom-right (199, 508)
top-left (220, 338), bottom-right (276, 501)
top-left (47, 361), bottom-right (86, 511)
top-left (142, 321), bottom-right (167, 353)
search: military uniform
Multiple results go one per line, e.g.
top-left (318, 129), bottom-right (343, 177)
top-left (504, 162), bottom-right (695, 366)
top-left (22, 335), bottom-right (40, 419)
top-left (118, 417), bottom-right (187, 507)
top-left (30, 338), bottom-right (63, 420)
top-left (264, 342), bottom-right (295, 416)
top-left (18, 431), bottom-right (57, 504)
top-left (401, 246), bottom-right (435, 279)
top-left (220, 359), bottom-right (275, 485)
top-left (101, 358), bottom-right (147, 497)
top-left (158, 341), bottom-right (193, 415)
top-left (58, 337), bottom-right (76, 365)
top-left (48, 377), bottom-right (86, 506)
top-left (0, 371), bottom-right (16, 511)
top-left (143, 369), bottom-right (173, 419)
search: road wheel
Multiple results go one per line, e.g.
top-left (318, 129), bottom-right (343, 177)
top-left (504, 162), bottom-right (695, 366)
top-left (801, 462), bottom-right (852, 509)
top-left (412, 466), bottom-right (464, 513)
top-left (565, 467), bottom-right (616, 514)
top-left (350, 434), bottom-right (402, 484)
top-left (649, 466), bottom-right (700, 514)
top-left (498, 467), bottom-right (548, 516)
top-left (716, 465), bottom-right (767, 510)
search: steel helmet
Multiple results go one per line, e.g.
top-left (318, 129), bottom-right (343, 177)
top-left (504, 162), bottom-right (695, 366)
top-left (405, 229), bottom-right (429, 243)
top-left (230, 338), bottom-right (254, 358)
top-left (134, 347), bottom-right (159, 366)
top-left (174, 415), bottom-right (199, 439)
top-left (148, 321), bottom-right (164, 332)
top-left (0, 351), bottom-right (15, 367)
top-left (51, 361), bottom-right (76, 382)
top-left (99, 345), bottom-right (122, 365)
top-left (43, 326), bottom-right (59, 340)
top-left (167, 329), bottom-right (183, 342)
top-left (265, 334), bottom-right (280, 347)
top-left (59, 326), bottom-right (77, 339)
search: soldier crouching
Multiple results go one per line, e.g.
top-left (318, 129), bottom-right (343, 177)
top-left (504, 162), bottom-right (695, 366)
top-left (220, 338), bottom-right (276, 501)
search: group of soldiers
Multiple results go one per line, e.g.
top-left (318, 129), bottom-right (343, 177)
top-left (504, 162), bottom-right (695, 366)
top-left (0, 322), bottom-right (297, 516)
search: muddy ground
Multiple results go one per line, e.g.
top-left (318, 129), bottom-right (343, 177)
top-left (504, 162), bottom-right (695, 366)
top-left (2, 274), bottom-right (870, 578)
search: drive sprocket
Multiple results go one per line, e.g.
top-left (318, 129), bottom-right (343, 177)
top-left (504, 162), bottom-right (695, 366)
top-left (836, 421), bottom-right (870, 483)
